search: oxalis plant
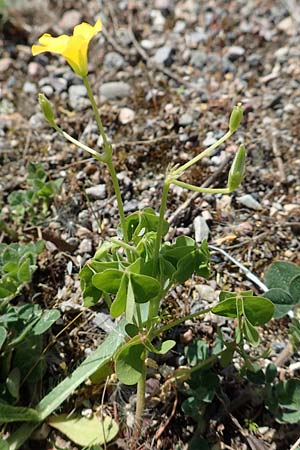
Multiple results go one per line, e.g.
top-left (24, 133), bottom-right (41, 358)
top-left (31, 19), bottom-right (274, 443)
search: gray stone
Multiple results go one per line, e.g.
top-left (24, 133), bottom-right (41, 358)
top-left (68, 85), bottom-right (89, 111)
top-left (237, 194), bottom-right (262, 210)
top-left (203, 132), bottom-right (217, 147)
top-left (59, 10), bottom-right (82, 31)
top-left (190, 50), bottom-right (207, 68)
top-left (179, 112), bottom-right (194, 126)
top-left (188, 29), bottom-right (207, 45)
top-left (29, 113), bottom-right (45, 129)
top-left (195, 284), bottom-right (215, 302)
top-left (153, 46), bottom-right (174, 66)
top-left (124, 199), bottom-right (139, 213)
top-left (99, 81), bottom-right (131, 100)
top-left (194, 216), bottom-right (210, 242)
top-left (226, 46), bottom-right (245, 62)
top-left (119, 107), bottom-right (135, 124)
top-left (23, 81), bottom-right (37, 94)
top-left (40, 85), bottom-right (54, 96)
top-left (86, 184), bottom-right (106, 200)
top-left (79, 238), bottom-right (92, 254)
top-left (104, 51), bottom-right (125, 69)
top-left (50, 77), bottom-right (68, 93)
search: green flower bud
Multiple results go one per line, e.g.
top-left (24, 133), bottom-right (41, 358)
top-left (38, 93), bottom-right (55, 126)
top-left (229, 103), bottom-right (243, 133)
top-left (228, 144), bottom-right (246, 191)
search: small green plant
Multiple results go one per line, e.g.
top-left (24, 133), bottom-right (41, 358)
top-left (264, 261), bottom-right (300, 317)
top-left (245, 362), bottom-right (300, 424)
top-left (0, 303), bottom-right (60, 406)
top-left (7, 162), bottom-right (63, 224)
top-left (0, 241), bottom-right (44, 305)
top-left (2, 17), bottom-right (278, 450)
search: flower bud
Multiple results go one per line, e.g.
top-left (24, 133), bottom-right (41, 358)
top-left (228, 144), bottom-right (246, 191)
top-left (229, 103), bottom-right (243, 133)
top-left (38, 93), bottom-right (55, 126)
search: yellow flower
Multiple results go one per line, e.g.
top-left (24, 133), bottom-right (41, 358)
top-left (32, 19), bottom-right (102, 77)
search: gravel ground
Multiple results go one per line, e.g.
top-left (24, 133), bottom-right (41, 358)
top-left (1, 0), bottom-right (300, 449)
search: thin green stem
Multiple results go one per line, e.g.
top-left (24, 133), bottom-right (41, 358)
top-left (53, 124), bottom-right (104, 161)
top-left (173, 130), bottom-right (232, 177)
top-left (83, 76), bottom-right (109, 151)
top-left (83, 76), bottom-right (128, 243)
top-left (152, 307), bottom-right (212, 337)
top-left (110, 238), bottom-right (139, 257)
top-left (172, 179), bottom-right (230, 194)
top-left (135, 356), bottom-right (147, 436)
top-left (153, 181), bottom-right (170, 270)
top-left (106, 159), bottom-right (128, 243)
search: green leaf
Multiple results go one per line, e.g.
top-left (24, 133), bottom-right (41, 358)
top-left (276, 379), bottom-right (300, 410)
top-left (115, 343), bottom-right (145, 385)
top-left (6, 368), bottom-right (21, 400)
top-left (0, 326), bottom-right (7, 350)
top-left (110, 274), bottom-right (127, 318)
top-left (125, 323), bottom-right (139, 338)
top-left (17, 259), bottom-right (31, 282)
top-left (220, 344), bottom-right (235, 368)
top-left (0, 404), bottom-right (40, 423)
top-left (0, 439), bottom-right (9, 450)
top-left (126, 276), bottom-right (135, 322)
top-left (264, 288), bottom-right (294, 305)
top-left (6, 321), bottom-right (127, 450)
top-left (185, 340), bottom-right (209, 366)
top-left (212, 296), bottom-right (237, 318)
top-left (289, 274), bottom-right (300, 303)
top-left (266, 363), bottom-right (277, 383)
top-left (243, 295), bottom-right (274, 326)
top-left (92, 269), bottom-right (123, 294)
top-left (243, 317), bottom-right (260, 347)
top-left (264, 288), bottom-right (294, 318)
top-left (146, 339), bottom-right (176, 355)
top-left (265, 262), bottom-right (300, 291)
top-left (130, 273), bottom-right (160, 303)
top-left (33, 309), bottom-right (60, 335)
top-left (48, 414), bottom-right (118, 447)
top-left (124, 208), bottom-right (169, 243)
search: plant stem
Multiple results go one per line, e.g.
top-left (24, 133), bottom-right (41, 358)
top-left (83, 76), bottom-right (109, 149)
top-left (147, 180), bottom-right (170, 325)
top-left (172, 179), bottom-right (230, 194)
top-left (172, 130), bottom-right (232, 177)
top-left (54, 124), bottom-right (104, 160)
top-left (83, 76), bottom-right (128, 243)
top-left (106, 159), bottom-right (128, 243)
top-left (153, 181), bottom-right (170, 270)
top-left (135, 356), bottom-right (147, 436)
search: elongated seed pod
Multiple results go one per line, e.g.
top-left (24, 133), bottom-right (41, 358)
top-left (38, 93), bottom-right (55, 126)
top-left (229, 103), bottom-right (243, 133)
top-left (227, 144), bottom-right (246, 191)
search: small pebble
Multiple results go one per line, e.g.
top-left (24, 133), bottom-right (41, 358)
top-left (59, 10), bottom-right (82, 31)
top-left (23, 81), bottom-right (37, 94)
top-left (194, 215), bottom-right (210, 242)
top-left (104, 51), bottom-right (125, 69)
top-left (99, 81), bottom-right (131, 99)
top-left (153, 46), bottom-right (174, 66)
top-left (119, 107), bottom-right (135, 124)
top-left (237, 194), bottom-right (262, 211)
top-left (79, 238), bottom-right (92, 254)
top-left (179, 113), bottom-right (193, 126)
top-left (86, 184), bottom-right (106, 200)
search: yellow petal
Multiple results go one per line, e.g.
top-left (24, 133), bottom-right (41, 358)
top-left (32, 33), bottom-right (70, 55)
top-left (63, 35), bottom-right (88, 76)
top-left (73, 19), bottom-right (102, 42)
